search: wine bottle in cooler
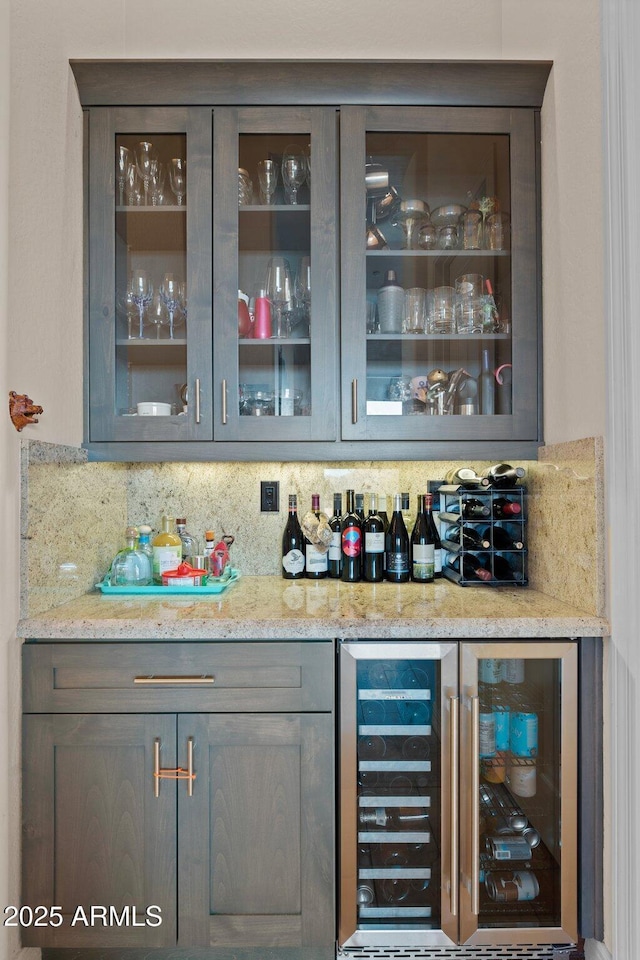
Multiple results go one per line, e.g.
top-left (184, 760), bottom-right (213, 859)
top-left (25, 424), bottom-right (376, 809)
top-left (411, 493), bottom-right (434, 582)
top-left (282, 494), bottom-right (305, 579)
top-left (493, 496), bottom-right (522, 519)
top-left (385, 494), bottom-right (410, 583)
top-left (363, 493), bottom-right (385, 582)
top-left (328, 492), bottom-right (343, 579)
top-left (341, 489), bottom-right (362, 582)
top-left (304, 493), bottom-right (328, 579)
top-left (445, 552), bottom-right (492, 582)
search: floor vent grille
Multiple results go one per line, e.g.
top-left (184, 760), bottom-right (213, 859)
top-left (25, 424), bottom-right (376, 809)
top-left (338, 945), bottom-right (575, 960)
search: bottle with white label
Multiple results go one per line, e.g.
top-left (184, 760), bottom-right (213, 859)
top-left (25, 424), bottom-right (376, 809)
top-left (411, 493), bottom-right (435, 582)
top-left (328, 493), bottom-right (342, 579)
top-left (363, 493), bottom-right (385, 582)
top-left (305, 493), bottom-right (328, 579)
top-left (151, 516), bottom-right (182, 583)
top-left (282, 494), bottom-right (305, 579)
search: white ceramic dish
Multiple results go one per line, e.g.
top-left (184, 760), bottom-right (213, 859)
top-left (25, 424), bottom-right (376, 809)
top-left (137, 401), bottom-right (172, 416)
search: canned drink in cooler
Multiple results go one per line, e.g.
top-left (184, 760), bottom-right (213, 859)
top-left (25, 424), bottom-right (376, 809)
top-left (502, 658), bottom-right (525, 684)
top-left (480, 658), bottom-right (503, 684)
top-left (487, 835), bottom-right (534, 860)
top-left (493, 703), bottom-right (511, 751)
top-left (509, 757), bottom-right (537, 797)
top-left (485, 870), bottom-right (539, 902)
top-left (479, 711), bottom-right (496, 757)
top-left (510, 711), bottom-right (538, 756)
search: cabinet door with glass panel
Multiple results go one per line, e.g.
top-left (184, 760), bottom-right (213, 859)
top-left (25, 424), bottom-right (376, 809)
top-left (88, 107), bottom-right (212, 442)
top-left (212, 107), bottom-right (338, 441)
top-left (340, 106), bottom-right (538, 443)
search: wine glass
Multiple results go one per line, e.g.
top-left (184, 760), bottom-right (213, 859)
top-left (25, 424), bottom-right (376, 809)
top-left (149, 160), bottom-right (165, 206)
top-left (257, 159), bottom-right (279, 204)
top-left (159, 273), bottom-right (181, 340)
top-left (116, 145), bottom-right (130, 206)
top-left (128, 269), bottom-right (152, 338)
top-left (148, 292), bottom-right (169, 339)
top-left (265, 257), bottom-right (293, 338)
top-left (125, 162), bottom-right (143, 206)
top-left (282, 144), bottom-right (306, 205)
top-left (294, 256), bottom-right (311, 333)
top-left (136, 141), bottom-right (156, 206)
top-left (169, 158), bottom-right (186, 205)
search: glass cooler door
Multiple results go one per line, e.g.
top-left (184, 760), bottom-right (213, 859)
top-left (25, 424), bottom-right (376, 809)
top-left (339, 641), bottom-right (458, 948)
top-left (459, 642), bottom-right (579, 946)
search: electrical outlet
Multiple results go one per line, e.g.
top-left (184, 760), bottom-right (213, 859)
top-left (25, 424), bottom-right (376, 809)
top-left (260, 481), bottom-right (280, 512)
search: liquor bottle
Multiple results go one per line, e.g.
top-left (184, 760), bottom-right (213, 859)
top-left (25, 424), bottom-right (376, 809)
top-left (110, 526), bottom-right (153, 586)
top-left (443, 524), bottom-right (491, 550)
top-left (136, 524), bottom-right (154, 562)
top-left (282, 494), bottom-right (305, 579)
top-left (493, 497), bottom-right (522, 519)
top-left (377, 494), bottom-right (389, 531)
top-left (305, 493), bottom-right (329, 579)
top-left (176, 518), bottom-right (199, 559)
top-left (411, 494), bottom-right (434, 582)
top-left (355, 493), bottom-right (365, 521)
top-left (446, 497), bottom-right (491, 519)
top-left (341, 489), bottom-right (362, 582)
top-left (328, 493), bottom-right (343, 579)
top-left (489, 525), bottom-right (524, 550)
top-left (444, 467), bottom-right (491, 488)
top-left (203, 530), bottom-right (216, 568)
top-left (363, 493), bottom-right (385, 582)
top-left (385, 494), bottom-right (410, 583)
top-left (151, 516), bottom-right (182, 583)
top-left (425, 493), bottom-right (443, 578)
top-left (482, 463), bottom-right (526, 488)
top-left (445, 552), bottom-right (493, 582)
top-left (480, 348), bottom-right (495, 415)
top-left (493, 554), bottom-right (524, 582)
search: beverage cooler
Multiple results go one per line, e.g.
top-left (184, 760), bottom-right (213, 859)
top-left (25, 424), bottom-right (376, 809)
top-left (338, 641), bottom-right (578, 952)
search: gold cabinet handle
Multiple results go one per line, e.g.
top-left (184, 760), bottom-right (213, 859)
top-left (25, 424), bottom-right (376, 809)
top-left (221, 378), bottom-right (228, 424)
top-left (471, 695), bottom-right (480, 915)
top-left (135, 675), bottom-right (215, 684)
top-left (154, 736), bottom-right (161, 798)
top-left (195, 378), bottom-right (201, 424)
top-left (351, 379), bottom-right (358, 424)
top-left (153, 735), bottom-right (196, 796)
top-left (449, 696), bottom-right (459, 917)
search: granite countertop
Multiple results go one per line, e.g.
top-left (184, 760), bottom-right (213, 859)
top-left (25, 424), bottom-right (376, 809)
top-left (18, 576), bottom-right (609, 641)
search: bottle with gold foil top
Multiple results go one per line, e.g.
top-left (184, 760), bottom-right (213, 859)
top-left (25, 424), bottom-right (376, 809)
top-left (151, 516), bottom-right (182, 583)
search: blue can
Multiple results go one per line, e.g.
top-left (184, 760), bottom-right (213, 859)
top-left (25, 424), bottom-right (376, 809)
top-left (510, 712), bottom-right (538, 757)
top-left (493, 704), bottom-right (511, 752)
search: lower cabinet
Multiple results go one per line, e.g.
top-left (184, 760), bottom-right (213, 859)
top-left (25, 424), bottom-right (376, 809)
top-left (21, 642), bottom-right (335, 953)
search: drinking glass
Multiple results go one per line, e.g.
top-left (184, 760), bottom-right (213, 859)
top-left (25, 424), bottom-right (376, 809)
top-left (294, 256), bottom-right (311, 333)
top-left (116, 145), bottom-right (130, 206)
top-left (148, 292), bottom-right (169, 339)
top-left (136, 141), bottom-right (156, 206)
top-left (282, 144), bottom-right (306, 205)
top-left (149, 160), bottom-right (166, 206)
top-left (128, 270), bottom-right (152, 338)
top-left (403, 287), bottom-right (427, 334)
top-left (125, 162), bottom-right (143, 206)
top-left (257, 159), bottom-right (279, 204)
top-left (159, 273), bottom-right (181, 339)
top-left (169, 158), bottom-right (186, 205)
top-left (428, 286), bottom-right (456, 334)
top-left (265, 257), bottom-right (293, 337)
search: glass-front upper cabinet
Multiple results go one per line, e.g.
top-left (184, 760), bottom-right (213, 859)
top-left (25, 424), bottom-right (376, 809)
top-left (340, 107), bottom-right (539, 443)
top-left (88, 108), bottom-right (213, 442)
top-left (212, 108), bottom-right (338, 441)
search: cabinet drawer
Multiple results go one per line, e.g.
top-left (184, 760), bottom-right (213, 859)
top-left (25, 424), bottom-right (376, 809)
top-left (23, 642), bottom-right (334, 713)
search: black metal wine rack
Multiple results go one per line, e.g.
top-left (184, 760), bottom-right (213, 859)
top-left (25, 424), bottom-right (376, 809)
top-left (437, 484), bottom-right (528, 587)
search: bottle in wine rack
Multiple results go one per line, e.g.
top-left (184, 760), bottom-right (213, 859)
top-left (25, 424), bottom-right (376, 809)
top-left (492, 497), bottom-right (522, 519)
top-left (482, 463), bottom-right (526, 488)
top-left (489, 525), bottom-right (524, 550)
top-left (363, 493), bottom-right (385, 582)
top-left (341, 489), bottom-right (362, 582)
top-left (444, 467), bottom-right (491, 488)
top-left (328, 492), bottom-right (343, 579)
top-left (446, 497), bottom-right (491, 519)
top-left (493, 553), bottom-right (525, 582)
top-left (445, 552), bottom-right (493, 582)
top-left (443, 524), bottom-right (491, 551)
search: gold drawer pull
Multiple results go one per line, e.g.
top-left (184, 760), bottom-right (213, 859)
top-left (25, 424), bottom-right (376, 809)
top-left (135, 675), bottom-right (215, 685)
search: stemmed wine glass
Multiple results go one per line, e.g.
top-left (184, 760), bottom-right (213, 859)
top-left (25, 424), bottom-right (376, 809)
top-left (257, 159), bottom-right (279, 204)
top-left (148, 292), bottom-right (169, 339)
top-left (282, 144), bottom-right (306, 205)
top-left (294, 256), bottom-right (311, 334)
top-left (116, 145), bottom-right (131, 206)
top-left (159, 273), bottom-right (181, 340)
top-left (125, 162), bottom-right (143, 205)
top-left (136, 141), bottom-right (156, 206)
top-left (128, 269), bottom-right (152, 339)
top-left (149, 159), bottom-right (165, 206)
top-left (265, 257), bottom-right (293, 338)
top-left (169, 158), bottom-right (186, 205)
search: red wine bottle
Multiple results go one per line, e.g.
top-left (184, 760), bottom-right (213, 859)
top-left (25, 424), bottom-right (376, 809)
top-left (489, 525), bottom-right (524, 550)
top-left (386, 494), bottom-right (410, 583)
top-left (447, 497), bottom-right (491, 519)
top-left (355, 493), bottom-right (366, 521)
top-left (425, 493), bottom-right (443, 578)
top-left (282, 494), bottom-right (305, 579)
top-left (304, 493), bottom-right (328, 579)
top-left (493, 553), bottom-right (524, 582)
top-left (493, 497), bottom-right (522, 519)
top-left (443, 524), bottom-right (491, 550)
top-left (328, 492), bottom-right (343, 579)
top-left (446, 552), bottom-right (492, 582)
top-left (363, 493), bottom-right (385, 582)
top-left (341, 489), bottom-right (362, 582)
top-left (411, 494), bottom-right (434, 582)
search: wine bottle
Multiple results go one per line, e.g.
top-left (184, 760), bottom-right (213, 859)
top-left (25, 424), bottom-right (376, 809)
top-left (444, 467), bottom-right (491, 488)
top-left (425, 493), bottom-right (443, 578)
top-left (341, 489), bottom-right (362, 582)
top-left (151, 516), bottom-right (183, 583)
top-left (493, 554), bottom-right (524, 582)
top-left (328, 493), bottom-right (343, 579)
top-left (480, 348), bottom-right (495, 415)
top-left (355, 493), bottom-right (365, 521)
top-left (282, 494), bottom-right (305, 579)
top-left (304, 493), bottom-right (328, 579)
top-left (493, 496), bottom-right (522, 519)
top-left (483, 463), bottom-right (526, 488)
top-left (363, 493), bottom-right (385, 582)
top-left (386, 493), bottom-right (410, 583)
top-left (489, 525), bottom-right (524, 550)
top-left (445, 552), bottom-right (493, 582)
top-left (411, 494), bottom-right (435, 582)
top-left (443, 524), bottom-right (491, 551)
top-left (176, 518), bottom-right (199, 559)
top-left (377, 494), bottom-right (389, 531)
top-left (446, 497), bottom-right (491, 519)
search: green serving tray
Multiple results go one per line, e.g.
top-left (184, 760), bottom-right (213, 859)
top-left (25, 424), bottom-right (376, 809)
top-left (96, 568), bottom-right (240, 596)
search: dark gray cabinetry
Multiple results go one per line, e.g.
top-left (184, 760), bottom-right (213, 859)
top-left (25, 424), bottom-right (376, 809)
top-left (21, 642), bottom-right (334, 954)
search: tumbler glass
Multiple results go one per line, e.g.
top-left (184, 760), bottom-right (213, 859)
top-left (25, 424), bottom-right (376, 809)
top-left (403, 287), bottom-right (427, 333)
top-left (428, 286), bottom-right (456, 334)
